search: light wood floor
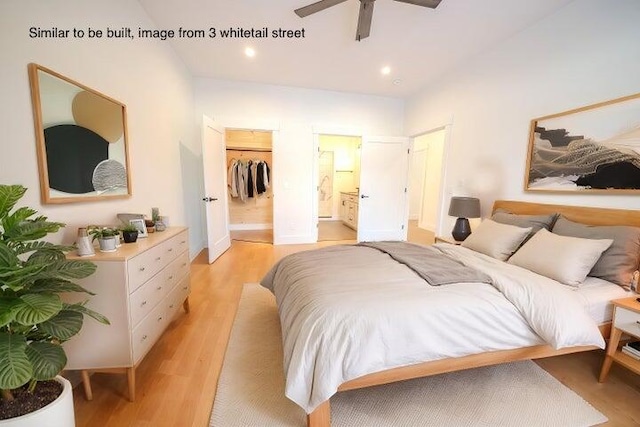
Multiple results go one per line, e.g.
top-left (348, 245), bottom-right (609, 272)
top-left (318, 220), bottom-right (356, 241)
top-left (229, 228), bottom-right (273, 243)
top-left (73, 241), bottom-right (640, 427)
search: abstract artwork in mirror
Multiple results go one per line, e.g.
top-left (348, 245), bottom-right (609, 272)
top-left (525, 92), bottom-right (640, 193)
top-left (28, 63), bottom-right (132, 203)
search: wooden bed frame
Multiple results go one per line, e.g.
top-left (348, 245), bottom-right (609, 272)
top-left (307, 200), bottom-right (640, 427)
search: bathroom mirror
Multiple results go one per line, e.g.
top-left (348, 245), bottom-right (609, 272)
top-left (28, 63), bottom-right (132, 204)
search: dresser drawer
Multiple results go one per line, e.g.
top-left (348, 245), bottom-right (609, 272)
top-left (166, 278), bottom-right (188, 322)
top-left (127, 245), bottom-right (166, 293)
top-left (132, 302), bottom-right (168, 364)
top-left (129, 273), bottom-right (165, 328)
top-left (165, 251), bottom-right (190, 289)
top-left (164, 231), bottom-right (189, 262)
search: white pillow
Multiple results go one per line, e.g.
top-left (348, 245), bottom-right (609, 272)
top-left (508, 228), bottom-right (613, 287)
top-left (461, 219), bottom-right (532, 261)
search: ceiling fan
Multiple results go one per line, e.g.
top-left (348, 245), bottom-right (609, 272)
top-left (294, 0), bottom-right (442, 41)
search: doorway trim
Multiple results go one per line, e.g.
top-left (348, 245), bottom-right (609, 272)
top-left (408, 123), bottom-right (453, 238)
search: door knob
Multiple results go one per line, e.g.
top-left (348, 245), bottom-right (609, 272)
top-left (202, 197), bottom-right (219, 202)
top-left (360, 194), bottom-right (369, 199)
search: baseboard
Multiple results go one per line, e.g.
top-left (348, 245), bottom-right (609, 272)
top-left (229, 223), bottom-right (273, 231)
top-left (274, 234), bottom-right (315, 245)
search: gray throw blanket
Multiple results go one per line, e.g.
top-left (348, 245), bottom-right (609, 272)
top-left (358, 241), bottom-right (492, 286)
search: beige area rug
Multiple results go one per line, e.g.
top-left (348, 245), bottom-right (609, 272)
top-left (210, 283), bottom-right (607, 427)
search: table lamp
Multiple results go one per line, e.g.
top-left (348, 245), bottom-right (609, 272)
top-left (448, 197), bottom-right (481, 241)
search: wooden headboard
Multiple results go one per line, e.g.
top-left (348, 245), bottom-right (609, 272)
top-left (492, 200), bottom-right (640, 228)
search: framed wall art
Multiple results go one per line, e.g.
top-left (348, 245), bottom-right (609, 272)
top-left (28, 63), bottom-right (132, 204)
top-left (524, 92), bottom-right (640, 193)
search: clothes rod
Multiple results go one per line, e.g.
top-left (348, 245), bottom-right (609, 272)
top-left (226, 146), bottom-right (272, 152)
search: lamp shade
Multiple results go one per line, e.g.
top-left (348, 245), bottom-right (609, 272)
top-left (448, 197), bottom-right (481, 219)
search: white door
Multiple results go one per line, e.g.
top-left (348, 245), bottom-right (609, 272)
top-left (202, 116), bottom-right (231, 263)
top-left (357, 136), bottom-right (410, 241)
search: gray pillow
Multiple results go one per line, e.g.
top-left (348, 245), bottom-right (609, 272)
top-left (551, 216), bottom-right (640, 288)
top-left (491, 210), bottom-right (558, 235)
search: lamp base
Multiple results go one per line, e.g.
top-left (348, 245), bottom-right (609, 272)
top-left (451, 218), bottom-right (471, 241)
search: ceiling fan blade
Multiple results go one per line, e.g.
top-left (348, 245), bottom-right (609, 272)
top-left (295, 0), bottom-right (349, 18)
top-left (356, 0), bottom-right (375, 41)
top-left (393, 0), bottom-right (442, 8)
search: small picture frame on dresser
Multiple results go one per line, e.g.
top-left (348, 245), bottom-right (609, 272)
top-left (129, 219), bottom-right (148, 238)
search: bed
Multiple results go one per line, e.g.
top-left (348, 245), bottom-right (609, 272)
top-left (260, 200), bottom-right (640, 427)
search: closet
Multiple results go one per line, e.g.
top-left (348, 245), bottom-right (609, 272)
top-left (225, 129), bottom-right (273, 243)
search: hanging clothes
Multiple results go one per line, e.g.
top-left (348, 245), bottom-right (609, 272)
top-left (246, 160), bottom-right (254, 198)
top-left (256, 162), bottom-right (266, 194)
top-left (227, 159), bottom-right (239, 198)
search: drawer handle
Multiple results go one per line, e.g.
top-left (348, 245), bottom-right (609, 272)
top-left (157, 286), bottom-right (162, 291)
top-left (168, 275), bottom-right (174, 280)
top-left (168, 248), bottom-right (173, 252)
top-left (182, 263), bottom-right (187, 267)
top-left (182, 286), bottom-right (188, 290)
top-left (139, 267), bottom-right (145, 272)
top-left (157, 316), bottom-right (163, 322)
top-left (181, 240), bottom-right (186, 244)
top-left (141, 301), bottom-right (147, 306)
top-left (155, 257), bottom-right (161, 261)
top-left (142, 335), bottom-right (148, 341)
top-left (169, 304), bottom-right (174, 309)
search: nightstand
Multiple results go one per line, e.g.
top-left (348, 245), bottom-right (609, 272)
top-left (434, 236), bottom-right (463, 245)
top-left (599, 297), bottom-right (640, 382)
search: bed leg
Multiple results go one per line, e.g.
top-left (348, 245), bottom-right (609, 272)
top-left (307, 400), bottom-right (331, 427)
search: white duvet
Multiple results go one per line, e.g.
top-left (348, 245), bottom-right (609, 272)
top-left (260, 243), bottom-right (605, 414)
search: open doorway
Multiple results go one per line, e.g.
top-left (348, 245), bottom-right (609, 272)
top-left (407, 128), bottom-right (446, 245)
top-left (317, 134), bottom-right (361, 242)
top-left (225, 129), bottom-right (274, 244)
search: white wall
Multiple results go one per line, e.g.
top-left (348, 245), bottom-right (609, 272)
top-left (195, 78), bottom-right (404, 244)
top-left (411, 130), bottom-right (445, 231)
top-left (405, 0), bottom-right (640, 232)
top-left (0, 1), bottom-right (199, 256)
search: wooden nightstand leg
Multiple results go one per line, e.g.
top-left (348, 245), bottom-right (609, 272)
top-left (81, 370), bottom-right (93, 401)
top-left (599, 327), bottom-right (623, 382)
top-left (127, 367), bottom-right (136, 402)
top-left (183, 296), bottom-right (190, 313)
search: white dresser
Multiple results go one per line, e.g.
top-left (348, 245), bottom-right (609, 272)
top-left (64, 227), bottom-right (191, 401)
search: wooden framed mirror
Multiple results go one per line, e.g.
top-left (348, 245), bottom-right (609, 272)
top-left (28, 63), bottom-right (132, 204)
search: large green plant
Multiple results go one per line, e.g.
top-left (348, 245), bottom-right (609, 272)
top-left (0, 185), bottom-right (109, 401)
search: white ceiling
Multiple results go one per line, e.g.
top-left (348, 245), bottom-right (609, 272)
top-left (138, 0), bottom-right (574, 98)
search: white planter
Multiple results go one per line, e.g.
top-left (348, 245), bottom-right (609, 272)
top-left (0, 376), bottom-right (75, 427)
top-left (98, 237), bottom-right (117, 252)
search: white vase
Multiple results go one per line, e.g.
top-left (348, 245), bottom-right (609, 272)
top-left (0, 376), bottom-right (75, 427)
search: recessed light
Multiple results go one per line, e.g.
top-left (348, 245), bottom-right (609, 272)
top-left (393, 79), bottom-right (402, 85)
top-left (381, 66), bottom-right (391, 75)
top-left (245, 47), bottom-right (256, 58)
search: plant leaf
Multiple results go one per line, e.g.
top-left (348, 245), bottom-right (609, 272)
top-left (39, 310), bottom-right (83, 341)
top-left (29, 279), bottom-right (95, 296)
top-left (0, 298), bottom-right (20, 327)
top-left (0, 332), bottom-right (31, 390)
top-left (64, 303), bottom-right (110, 325)
top-left (0, 241), bottom-right (19, 268)
top-left (0, 185), bottom-right (26, 221)
top-left (25, 342), bottom-right (66, 381)
top-left (2, 207), bottom-right (38, 234)
top-left (27, 249), bottom-right (66, 263)
top-left (12, 241), bottom-right (75, 256)
top-left (3, 220), bottom-right (65, 243)
top-left (12, 294), bottom-right (62, 326)
top-left (36, 260), bottom-right (97, 280)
